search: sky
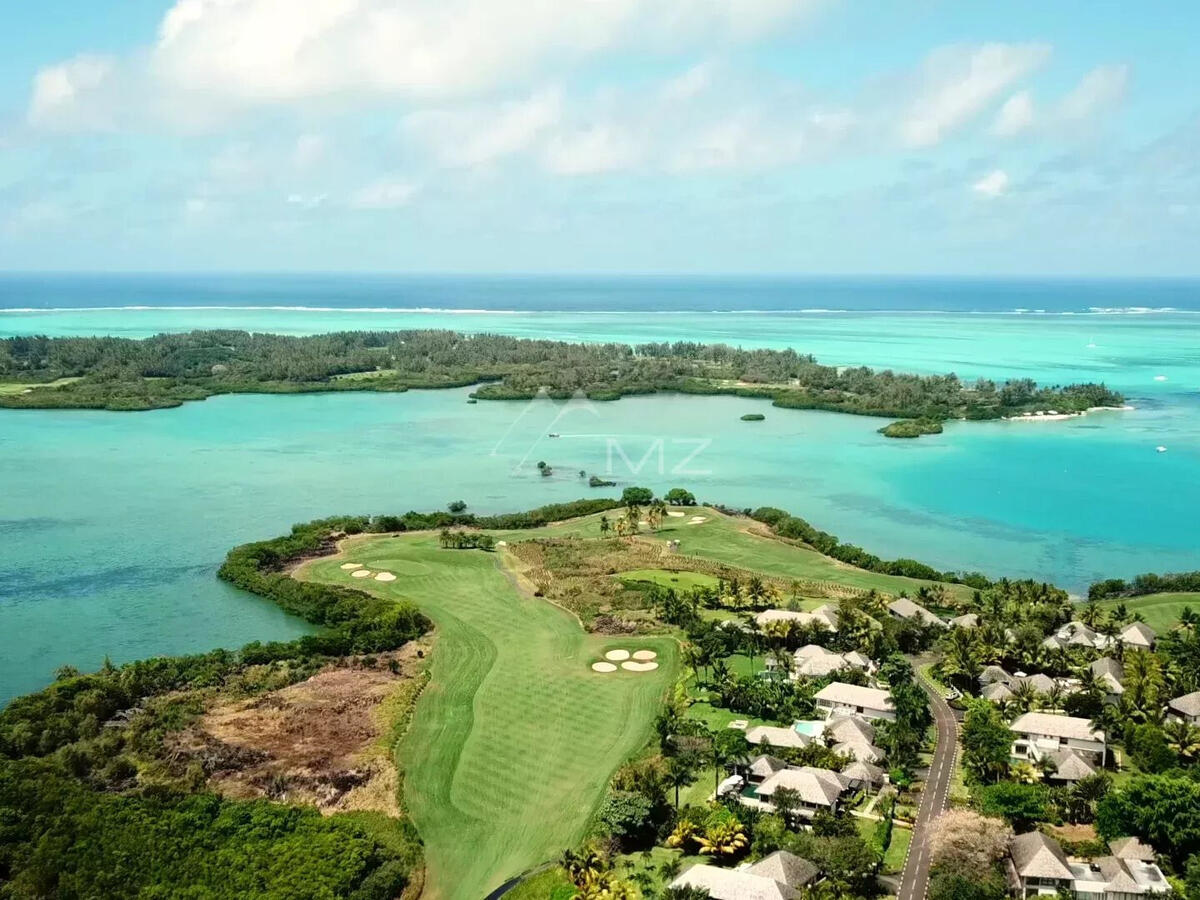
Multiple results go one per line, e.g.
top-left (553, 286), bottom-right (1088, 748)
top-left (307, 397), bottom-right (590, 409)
top-left (0, 0), bottom-right (1198, 275)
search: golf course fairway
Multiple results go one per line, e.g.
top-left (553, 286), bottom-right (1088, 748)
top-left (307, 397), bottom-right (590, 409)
top-left (301, 533), bottom-right (676, 900)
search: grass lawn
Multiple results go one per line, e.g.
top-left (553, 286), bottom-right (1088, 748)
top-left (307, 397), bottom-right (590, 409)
top-left (301, 534), bottom-right (677, 900)
top-left (1096, 592), bottom-right (1200, 631)
top-left (503, 866), bottom-right (575, 900)
top-left (616, 569), bottom-right (722, 591)
top-left (856, 816), bottom-right (912, 875)
top-left (639, 510), bottom-right (974, 602)
top-left (614, 846), bottom-right (707, 893)
top-left (0, 376), bottom-right (81, 395)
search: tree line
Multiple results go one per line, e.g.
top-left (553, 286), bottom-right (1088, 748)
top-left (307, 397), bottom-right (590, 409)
top-left (0, 329), bottom-right (1122, 420)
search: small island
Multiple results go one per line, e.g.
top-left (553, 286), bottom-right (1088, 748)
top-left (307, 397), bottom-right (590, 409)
top-left (879, 418), bottom-right (945, 439)
top-left (740, 412), bottom-right (766, 421)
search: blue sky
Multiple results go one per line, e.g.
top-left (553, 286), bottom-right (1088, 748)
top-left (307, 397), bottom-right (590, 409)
top-left (1, 1), bottom-right (1197, 275)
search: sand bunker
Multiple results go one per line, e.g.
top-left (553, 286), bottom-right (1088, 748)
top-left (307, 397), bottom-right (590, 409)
top-left (667, 511), bottom-right (686, 517)
top-left (591, 662), bottom-right (618, 673)
top-left (374, 572), bottom-right (396, 582)
top-left (340, 563), bottom-right (362, 570)
top-left (632, 650), bottom-right (658, 661)
top-left (687, 516), bottom-right (708, 524)
top-left (621, 661), bottom-right (660, 672)
top-left (350, 569), bottom-right (372, 578)
top-left (605, 649), bottom-right (631, 661)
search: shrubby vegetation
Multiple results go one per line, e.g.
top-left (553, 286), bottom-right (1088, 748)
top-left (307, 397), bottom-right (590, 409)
top-left (748, 505), bottom-right (993, 589)
top-left (0, 498), bottom-right (629, 898)
top-left (878, 418), bottom-right (944, 438)
top-left (0, 330), bottom-right (1122, 422)
top-left (1089, 570), bottom-right (1200, 600)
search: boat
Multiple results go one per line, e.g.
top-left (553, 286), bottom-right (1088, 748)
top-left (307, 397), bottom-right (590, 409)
top-left (547, 432), bottom-right (560, 438)
top-left (1156, 446), bottom-right (1167, 453)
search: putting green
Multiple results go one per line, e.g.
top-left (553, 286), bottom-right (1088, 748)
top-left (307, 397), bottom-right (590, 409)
top-left (302, 534), bottom-right (675, 900)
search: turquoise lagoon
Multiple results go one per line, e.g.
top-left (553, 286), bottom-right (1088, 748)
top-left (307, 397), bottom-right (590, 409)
top-left (2, 302), bottom-right (1200, 702)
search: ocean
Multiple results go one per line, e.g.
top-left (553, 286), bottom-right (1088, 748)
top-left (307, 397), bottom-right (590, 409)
top-left (1, 274), bottom-right (1198, 703)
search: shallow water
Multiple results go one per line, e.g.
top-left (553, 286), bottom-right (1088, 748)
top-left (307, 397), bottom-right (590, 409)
top-left (2, 280), bottom-right (1199, 702)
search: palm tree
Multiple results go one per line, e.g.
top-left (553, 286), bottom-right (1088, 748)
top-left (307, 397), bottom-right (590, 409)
top-left (1081, 599), bottom-right (1102, 627)
top-left (621, 503), bottom-right (641, 539)
top-left (1124, 650), bottom-right (1166, 722)
top-left (647, 499), bottom-right (667, 531)
top-left (1164, 720), bottom-right (1200, 762)
top-left (599, 515), bottom-right (610, 536)
top-left (697, 819), bottom-right (747, 857)
top-left (940, 627), bottom-right (982, 691)
top-left (1011, 680), bottom-right (1039, 714)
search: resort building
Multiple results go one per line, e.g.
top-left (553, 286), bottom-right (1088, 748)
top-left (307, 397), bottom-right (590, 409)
top-left (815, 682), bottom-right (896, 721)
top-left (1010, 712), bottom-right (1106, 766)
top-left (840, 759), bottom-right (886, 790)
top-left (1118, 622), bottom-right (1156, 650)
top-left (670, 851), bottom-right (819, 900)
top-left (949, 613), bottom-right (979, 629)
top-left (751, 766), bottom-right (850, 818)
top-left (887, 597), bottom-right (946, 628)
top-left (745, 725), bottom-right (813, 750)
top-left (745, 754), bottom-right (790, 786)
top-left (1014, 673), bottom-right (1058, 696)
top-left (980, 665), bottom-right (1013, 687)
top-left (790, 645), bottom-right (875, 679)
top-left (1008, 833), bottom-right (1169, 900)
top-left (1046, 621), bottom-right (1111, 651)
top-left (1090, 658), bottom-right (1125, 701)
top-left (756, 604), bottom-right (839, 632)
top-left (1167, 690), bottom-right (1200, 724)
top-left (982, 682), bottom-right (1015, 703)
top-left (1044, 748), bottom-right (1098, 783)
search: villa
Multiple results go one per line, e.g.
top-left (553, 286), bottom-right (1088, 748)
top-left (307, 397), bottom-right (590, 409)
top-left (1090, 658), bottom-right (1125, 701)
top-left (671, 851), bottom-right (820, 900)
top-left (980, 665), bottom-right (1013, 687)
top-left (1044, 748), bottom-right (1098, 783)
top-left (815, 682), bottom-right (896, 721)
top-left (1008, 833), bottom-right (1169, 900)
top-left (745, 725), bottom-right (813, 750)
top-left (790, 644), bottom-right (875, 678)
top-left (1167, 690), bottom-right (1200, 724)
top-left (1045, 621), bottom-right (1110, 651)
top-left (751, 765), bottom-right (850, 818)
top-left (983, 682), bottom-right (1015, 703)
top-left (1010, 712), bottom-right (1106, 766)
top-left (1118, 622), bottom-right (1156, 650)
top-left (887, 597), bottom-right (946, 628)
top-left (756, 605), bottom-right (840, 632)
top-left (949, 613), bottom-right (979, 629)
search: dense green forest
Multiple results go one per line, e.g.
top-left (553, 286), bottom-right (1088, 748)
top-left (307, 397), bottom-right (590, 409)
top-left (1089, 570), bottom-right (1200, 600)
top-left (0, 330), bottom-right (1122, 419)
top-left (0, 499), bottom-right (622, 898)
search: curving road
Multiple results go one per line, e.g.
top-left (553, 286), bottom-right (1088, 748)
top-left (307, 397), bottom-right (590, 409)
top-left (896, 667), bottom-right (959, 900)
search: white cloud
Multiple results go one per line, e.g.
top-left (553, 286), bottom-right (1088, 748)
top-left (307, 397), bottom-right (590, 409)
top-left (28, 55), bottom-right (116, 129)
top-left (992, 91), bottom-right (1034, 137)
top-left (972, 169), bottom-right (1009, 198)
top-left (402, 89), bottom-right (563, 167)
top-left (543, 125), bottom-right (640, 175)
top-left (349, 179), bottom-right (418, 209)
top-left (900, 42), bottom-right (1051, 147)
top-left (30, 0), bottom-right (823, 129)
top-left (292, 134), bottom-right (327, 170)
top-left (1059, 64), bottom-right (1129, 122)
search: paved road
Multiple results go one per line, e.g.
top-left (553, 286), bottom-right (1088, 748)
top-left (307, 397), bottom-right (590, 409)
top-left (896, 668), bottom-right (959, 900)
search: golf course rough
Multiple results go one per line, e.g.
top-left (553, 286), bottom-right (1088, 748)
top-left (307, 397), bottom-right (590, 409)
top-left (303, 534), bottom-right (676, 900)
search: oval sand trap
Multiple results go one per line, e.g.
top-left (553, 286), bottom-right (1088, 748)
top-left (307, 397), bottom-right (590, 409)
top-left (632, 650), bottom-right (658, 661)
top-left (340, 563), bottom-right (362, 570)
top-left (667, 511), bottom-right (686, 517)
top-left (621, 661), bottom-right (660, 672)
top-left (591, 662), bottom-right (618, 673)
top-left (374, 572), bottom-right (396, 582)
top-left (350, 569), bottom-right (373, 578)
top-left (605, 649), bottom-right (631, 661)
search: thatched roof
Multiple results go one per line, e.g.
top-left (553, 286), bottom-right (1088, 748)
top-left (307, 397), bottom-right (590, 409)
top-left (746, 725), bottom-right (811, 749)
top-left (671, 864), bottom-right (799, 900)
top-left (1169, 690), bottom-right (1200, 717)
top-left (756, 766), bottom-right (847, 807)
top-left (1108, 837), bottom-right (1157, 862)
top-left (1010, 832), bottom-right (1073, 880)
top-left (1119, 622), bottom-right (1156, 647)
top-left (747, 851), bottom-right (820, 888)
top-left (815, 682), bottom-right (894, 713)
top-left (887, 597), bottom-right (945, 627)
top-left (1047, 749), bottom-right (1097, 782)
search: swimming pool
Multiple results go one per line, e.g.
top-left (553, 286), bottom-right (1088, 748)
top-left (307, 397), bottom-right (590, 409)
top-left (793, 720), bottom-right (827, 737)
